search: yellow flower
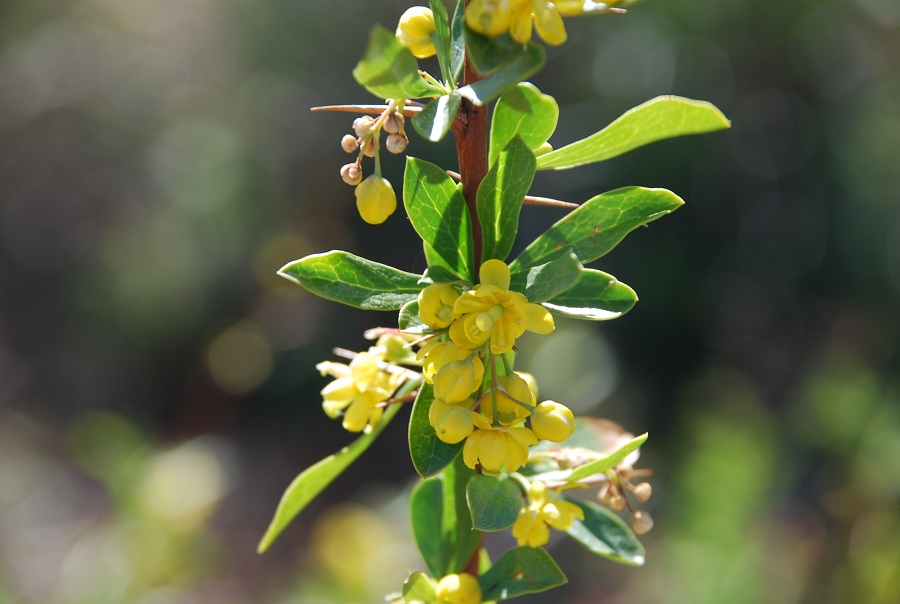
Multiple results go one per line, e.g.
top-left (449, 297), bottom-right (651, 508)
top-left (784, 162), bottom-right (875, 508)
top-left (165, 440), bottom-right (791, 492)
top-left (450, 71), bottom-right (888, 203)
top-left (317, 352), bottom-right (401, 433)
top-left (396, 6), bottom-right (437, 59)
top-left (463, 413), bottom-right (537, 473)
top-left (433, 358), bottom-right (484, 403)
top-left (468, 0), bottom-right (571, 47)
top-left (418, 340), bottom-right (483, 385)
top-left (355, 175), bottom-right (397, 224)
top-left (418, 283), bottom-right (460, 330)
top-left (429, 399), bottom-right (476, 444)
top-left (465, 0), bottom-right (523, 37)
top-left (449, 259), bottom-right (554, 355)
top-left (530, 400), bottom-right (575, 442)
top-left (436, 572), bottom-right (482, 604)
top-left (480, 372), bottom-right (535, 425)
top-left (511, 481), bottom-right (584, 547)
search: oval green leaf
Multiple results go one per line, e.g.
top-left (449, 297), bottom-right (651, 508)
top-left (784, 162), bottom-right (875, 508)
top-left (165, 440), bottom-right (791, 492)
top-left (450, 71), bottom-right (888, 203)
top-left (509, 252), bottom-right (581, 303)
top-left (410, 478), bottom-right (448, 578)
top-left (477, 135), bottom-right (536, 263)
top-left (536, 96), bottom-right (730, 170)
top-left (353, 25), bottom-right (442, 99)
top-left (542, 269), bottom-right (637, 321)
top-left (510, 187), bottom-right (684, 271)
top-left (466, 474), bottom-right (523, 532)
top-left (566, 432), bottom-right (648, 482)
top-left (412, 92), bottom-right (462, 142)
top-left (428, 0), bottom-right (452, 86)
top-left (478, 546), bottom-right (567, 600)
top-left (398, 299), bottom-right (432, 335)
top-left (279, 251), bottom-right (424, 310)
top-left (564, 497), bottom-right (646, 566)
top-left (490, 83), bottom-right (558, 166)
top-left (257, 403), bottom-right (401, 553)
top-left (458, 44), bottom-right (545, 106)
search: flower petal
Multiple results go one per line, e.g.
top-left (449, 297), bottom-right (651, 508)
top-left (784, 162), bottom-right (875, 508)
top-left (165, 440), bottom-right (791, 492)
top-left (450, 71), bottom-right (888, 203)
top-left (479, 259), bottom-right (511, 290)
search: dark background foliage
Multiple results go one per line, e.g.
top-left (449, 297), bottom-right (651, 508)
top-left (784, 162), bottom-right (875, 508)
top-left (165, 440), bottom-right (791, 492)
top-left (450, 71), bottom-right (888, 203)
top-left (0, 0), bottom-right (898, 602)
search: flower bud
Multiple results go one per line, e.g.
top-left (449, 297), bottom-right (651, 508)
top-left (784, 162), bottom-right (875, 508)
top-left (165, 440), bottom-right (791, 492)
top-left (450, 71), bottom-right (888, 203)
top-left (383, 112), bottom-right (404, 134)
top-left (481, 372), bottom-right (534, 425)
top-left (466, 0), bottom-right (513, 37)
top-left (340, 134), bottom-right (359, 153)
top-left (353, 116), bottom-right (375, 137)
top-left (434, 359), bottom-right (483, 403)
top-left (340, 162), bottom-right (362, 186)
top-left (632, 510), bottom-right (654, 535)
top-left (608, 492), bottom-right (626, 512)
top-left (435, 573), bottom-right (481, 604)
top-left (396, 7), bottom-right (437, 59)
top-left (429, 399), bottom-right (475, 444)
top-left (354, 175), bottom-right (397, 224)
top-left (361, 139), bottom-right (377, 158)
top-left (633, 482), bottom-right (652, 502)
top-left (385, 133), bottom-right (408, 154)
top-left (530, 400), bottom-right (575, 442)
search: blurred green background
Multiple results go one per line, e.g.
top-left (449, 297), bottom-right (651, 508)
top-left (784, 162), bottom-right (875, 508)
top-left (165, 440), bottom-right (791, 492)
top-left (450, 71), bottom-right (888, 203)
top-left (0, 0), bottom-right (898, 602)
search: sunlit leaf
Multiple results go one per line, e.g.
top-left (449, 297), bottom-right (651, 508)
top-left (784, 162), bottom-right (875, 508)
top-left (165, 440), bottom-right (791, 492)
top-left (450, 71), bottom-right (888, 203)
top-left (257, 404), bottom-right (401, 552)
top-left (398, 299), bottom-right (432, 335)
top-left (428, 0), bottom-right (452, 85)
top-left (404, 158), bottom-right (474, 281)
top-left (412, 92), bottom-right (462, 142)
top-left (564, 497), bottom-right (646, 566)
top-left (537, 96), bottom-right (730, 170)
top-left (279, 251), bottom-right (423, 310)
top-left (410, 479), bottom-right (447, 577)
top-left (458, 44), bottom-right (545, 106)
top-left (477, 136), bottom-right (535, 262)
top-left (466, 474), bottom-right (523, 532)
top-left (449, 0), bottom-right (465, 84)
top-left (353, 25), bottom-right (442, 99)
top-left (479, 547), bottom-right (567, 600)
top-left (543, 269), bottom-right (637, 321)
top-left (402, 571), bottom-right (438, 602)
top-left (567, 432), bottom-right (648, 482)
top-left (510, 187), bottom-right (684, 271)
top-left (443, 455), bottom-right (482, 573)
top-left (490, 83), bottom-right (558, 166)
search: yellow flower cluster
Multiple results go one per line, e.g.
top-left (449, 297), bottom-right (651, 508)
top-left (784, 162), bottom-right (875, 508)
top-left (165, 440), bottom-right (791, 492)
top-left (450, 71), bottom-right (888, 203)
top-left (418, 259), bottom-right (576, 473)
top-left (466, 0), bottom-right (590, 46)
top-left (512, 481), bottom-right (584, 547)
top-left (316, 335), bottom-right (414, 433)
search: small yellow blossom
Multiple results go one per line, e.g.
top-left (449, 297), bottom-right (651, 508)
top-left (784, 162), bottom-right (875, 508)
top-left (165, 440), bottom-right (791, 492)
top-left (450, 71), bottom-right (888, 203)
top-left (467, 0), bottom-right (573, 47)
top-left (418, 340), bottom-right (483, 385)
top-left (396, 6), bottom-right (437, 59)
top-left (418, 283), bottom-right (460, 330)
top-left (463, 413), bottom-right (537, 473)
top-left (530, 400), bottom-right (575, 442)
top-left (355, 175), bottom-right (397, 224)
top-left (436, 572), bottom-right (482, 604)
top-left (317, 352), bottom-right (401, 433)
top-left (512, 481), bottom-right (584, 547)
top-left (449, 259), bottom-right (554, 355)
top-left (480, 372), bottom-right (535, 425)
top-left (433, 358), bottom-right (484, 403)
top-left (429, 399), bottom-right (476, 444)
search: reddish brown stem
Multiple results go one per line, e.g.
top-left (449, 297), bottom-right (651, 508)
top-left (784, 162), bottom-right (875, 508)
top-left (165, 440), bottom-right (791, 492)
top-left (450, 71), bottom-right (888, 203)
top-left (452, 54), bottom-right (487, 278)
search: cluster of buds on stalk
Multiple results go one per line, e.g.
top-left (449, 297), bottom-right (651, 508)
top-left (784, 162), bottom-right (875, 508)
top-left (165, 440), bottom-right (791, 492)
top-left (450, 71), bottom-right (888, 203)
top-left (338, 103), bottom-right (410, 224)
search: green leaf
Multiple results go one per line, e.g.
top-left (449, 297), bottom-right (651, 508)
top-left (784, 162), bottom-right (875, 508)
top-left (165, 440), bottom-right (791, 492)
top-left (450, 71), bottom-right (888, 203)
top-left (510, 187), bottom-right (684, 271)
top-left (509, 252), bottom-right (582, 303)
top-left (458, 44), bottom-right (545, 106)
top-left (566, 433), bottom-right (648, 482)
top-left (409, 383), bottom-right (463, 477)
top-left (398, 299), bottom-right (432, 335)
top-left (412, 92), bottom-right (462, 142)
top-left (477, 136), bottom-right (535, 263)
top-left (257, 403), bottom-right (401, 553)
top-left (542, 269), bottom-right (637, 321)
top-left (404, 158), bottom-right (474, 281)
top-left (422, 265), bottom-right (462, 284)
top-left (466, 474), bottom-right (523, 532)
top-left (449, 1), bottom-right (465, 84)
top-left (353, 25), bottom-right (442, 99)
top-left (410, 478), bottom-right (447, 577)
top-left (279, 250), bottom-right (423, 310)
top-left (428, 0), bottom-right (452, 86)
top-left (479, 547), bottom-right (567, 600)
top-left (536, 96), bottom-right (731, 170)
top-left (490, 83), bottom-right (559, 166)
top-left (402, 571), bottom-right (437, 602)
top-left (464, 25), bottom-right (530, 75)
top-left (443, 454), bottom-right (482, 573)
top-left (564, 497), bottom-right (646, 566)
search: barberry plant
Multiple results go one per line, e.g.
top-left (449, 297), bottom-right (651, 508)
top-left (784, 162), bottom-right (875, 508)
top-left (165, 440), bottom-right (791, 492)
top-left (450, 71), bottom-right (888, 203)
top-left (258, 1), bottom-right (729, 601)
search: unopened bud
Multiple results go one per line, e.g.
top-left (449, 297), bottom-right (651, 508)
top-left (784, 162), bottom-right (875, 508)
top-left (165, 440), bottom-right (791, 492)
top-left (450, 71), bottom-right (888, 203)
top-left (384, 112), bottom-right (404, 134)
top-left (355, 175), bottom-right (397, 224)
top-left (341, 134), bottom-right (359, 153)
top-left (632, 510), bottom-right (654, 535)
top-left (361, 139), bottom-right (377, 158)
top-left (608, 492), bottom-right (626, 512)
top-left (340, 162), bottom-right (362, 185)
top-left (353, 116), bottom-right (375, 137)
top-left (386, 133), bottom-right (408, 154)
top-left (633, 482), bottom-right (652, 502)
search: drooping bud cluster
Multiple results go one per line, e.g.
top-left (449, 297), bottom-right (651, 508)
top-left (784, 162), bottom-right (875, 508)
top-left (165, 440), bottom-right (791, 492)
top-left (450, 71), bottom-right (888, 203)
top-left (417, 259), bottom-right (576, 474)
top-left (316, 334), bottom-right (419, 433)
top-left (338, 104), bottom-right (410, 224)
